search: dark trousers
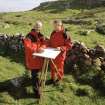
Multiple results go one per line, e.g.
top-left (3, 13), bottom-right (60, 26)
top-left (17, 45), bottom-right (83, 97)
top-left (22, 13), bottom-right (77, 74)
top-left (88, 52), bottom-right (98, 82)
top-left (31, 70), bottom-right (40, 95)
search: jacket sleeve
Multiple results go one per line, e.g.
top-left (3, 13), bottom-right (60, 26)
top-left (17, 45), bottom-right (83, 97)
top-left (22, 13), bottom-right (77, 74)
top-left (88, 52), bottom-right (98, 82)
top-left (23, 38), bottom-right (37, 52)
top-left (60, 33), bottom-right (72, 52)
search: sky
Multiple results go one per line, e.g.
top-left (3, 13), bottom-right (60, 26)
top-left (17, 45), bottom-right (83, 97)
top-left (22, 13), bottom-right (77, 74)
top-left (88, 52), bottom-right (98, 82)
top-left (0, 0), bottom-right (56, 12)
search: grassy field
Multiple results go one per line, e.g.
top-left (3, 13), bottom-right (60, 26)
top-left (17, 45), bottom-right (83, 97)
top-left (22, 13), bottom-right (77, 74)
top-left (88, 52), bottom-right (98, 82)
top-left (0, 1), bottom-right (105, 105)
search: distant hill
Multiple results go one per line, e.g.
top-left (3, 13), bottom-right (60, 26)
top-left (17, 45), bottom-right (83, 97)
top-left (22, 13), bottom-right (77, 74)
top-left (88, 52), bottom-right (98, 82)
top-left (33, 0), bottom-right (105, 12)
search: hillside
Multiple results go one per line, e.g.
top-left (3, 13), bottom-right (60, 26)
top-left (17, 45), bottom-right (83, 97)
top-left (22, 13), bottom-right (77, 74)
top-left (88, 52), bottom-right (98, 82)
top-left (35, 0), bottom-right (105, 11)
top-left (0, 0), bottom-right (105, 105)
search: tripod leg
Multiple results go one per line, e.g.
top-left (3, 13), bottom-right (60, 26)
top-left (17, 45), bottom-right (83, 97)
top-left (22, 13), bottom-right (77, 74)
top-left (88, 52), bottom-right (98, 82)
top-left (39, 59), bottom-right (47, 85)
top-left (39, 59), bottom-right (49, 103)
top-left (50, 59), bottom-right (62, 79)
top-left (42, 59), bottom-right (49, 88)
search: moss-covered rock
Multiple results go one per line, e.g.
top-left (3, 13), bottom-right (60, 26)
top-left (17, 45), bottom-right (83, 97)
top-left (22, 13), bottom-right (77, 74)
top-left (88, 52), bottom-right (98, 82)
top-left (96, 24), bottom-right (105, 35)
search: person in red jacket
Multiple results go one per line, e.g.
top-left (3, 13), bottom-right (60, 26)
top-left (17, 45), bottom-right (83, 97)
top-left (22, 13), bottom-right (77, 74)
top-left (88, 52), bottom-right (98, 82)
top-left (23, 21), bottom-right (46, 98)
top-left (49, 20), bottom-right (72, 85)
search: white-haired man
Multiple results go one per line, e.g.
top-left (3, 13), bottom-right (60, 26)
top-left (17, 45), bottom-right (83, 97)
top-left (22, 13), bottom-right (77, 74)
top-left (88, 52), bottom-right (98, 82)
top-left (23, 21), bottom-right (47, 98)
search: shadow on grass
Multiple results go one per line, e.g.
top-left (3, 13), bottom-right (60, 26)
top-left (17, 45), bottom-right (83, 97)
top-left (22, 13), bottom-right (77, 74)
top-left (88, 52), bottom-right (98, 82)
top-left (74, 75), bottom-right (105, 97)
top-left (0, 76), bottom-right (36, 100)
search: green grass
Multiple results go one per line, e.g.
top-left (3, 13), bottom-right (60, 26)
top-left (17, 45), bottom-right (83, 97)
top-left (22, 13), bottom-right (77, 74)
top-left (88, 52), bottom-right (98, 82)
top-left (0, 3), bottom-right (105, 105)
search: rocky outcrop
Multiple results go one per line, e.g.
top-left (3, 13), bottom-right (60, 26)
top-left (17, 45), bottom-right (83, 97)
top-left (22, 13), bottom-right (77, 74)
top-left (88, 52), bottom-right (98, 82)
top-left (64, 41), bottom-right (105, 91)
top-left (34, 0), bottom-right (105, 11)
top-left (96, 23), bottom-right (105, 35)
top-left (71, 0), bottom-right (105, 7)
top-left (63, 18), bottom-right (92, 25)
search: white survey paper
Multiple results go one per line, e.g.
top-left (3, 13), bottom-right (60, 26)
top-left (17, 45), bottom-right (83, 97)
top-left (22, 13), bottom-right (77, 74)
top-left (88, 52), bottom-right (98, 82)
top-left (33, 48), bottom-right (61, 59)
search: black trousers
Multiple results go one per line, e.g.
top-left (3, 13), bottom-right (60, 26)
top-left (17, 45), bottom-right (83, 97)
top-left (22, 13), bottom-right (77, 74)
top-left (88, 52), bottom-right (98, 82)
top-left (31, 70), bottom-right (40, 94)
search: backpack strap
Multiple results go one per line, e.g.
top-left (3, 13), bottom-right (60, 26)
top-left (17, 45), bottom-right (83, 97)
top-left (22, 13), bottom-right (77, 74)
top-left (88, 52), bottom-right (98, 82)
top-left (26, 29), bottom-right (45, 42)
top-left (63, 28), bottom-right (70, 40)
top-left (26, 33), bottom-right (37, 42)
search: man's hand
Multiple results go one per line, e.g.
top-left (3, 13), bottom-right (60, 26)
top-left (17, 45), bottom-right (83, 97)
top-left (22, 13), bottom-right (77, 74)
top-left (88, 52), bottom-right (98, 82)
top-left (37, 47), bottom-right (44, 53)
top-left (57, 47), bottom-right (61, 50)
top-left (57, 47), bottom-right (64, 52)
top-left (33, 55), bottom-right (36, 58)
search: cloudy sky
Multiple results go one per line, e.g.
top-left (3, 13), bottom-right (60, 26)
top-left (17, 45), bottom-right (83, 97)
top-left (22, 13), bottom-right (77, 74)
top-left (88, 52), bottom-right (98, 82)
top-left (0, 0), bottom-right (56, 12)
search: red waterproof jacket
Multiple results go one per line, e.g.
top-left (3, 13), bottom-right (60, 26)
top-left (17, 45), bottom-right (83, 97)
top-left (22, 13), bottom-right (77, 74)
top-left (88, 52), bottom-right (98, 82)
top-left (50, 30), bottom-right (72, 58)
top-left (49, 29), bottom-right (72, 80)
top-left (23, 29), bottom-right (46, 70)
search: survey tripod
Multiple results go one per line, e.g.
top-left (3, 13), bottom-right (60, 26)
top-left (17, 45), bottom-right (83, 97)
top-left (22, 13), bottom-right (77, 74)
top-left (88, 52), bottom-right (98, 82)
top-left (33, 48), bottom-right (61, 104)
top-left (39, 58), bottom-right (61, 103)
